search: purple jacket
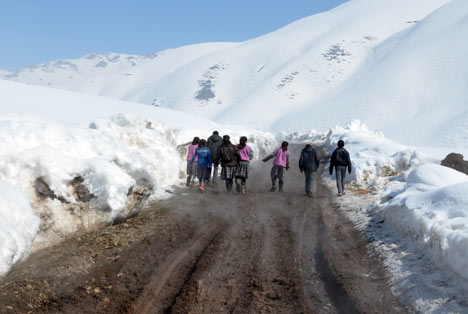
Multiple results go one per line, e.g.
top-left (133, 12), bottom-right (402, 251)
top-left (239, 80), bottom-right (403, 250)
top-left (187, 144), bottom-right (198, 162)
top-left (238, 145), bottom-right (253, 162)
top-left (263, 147), bottom-right (290, 167)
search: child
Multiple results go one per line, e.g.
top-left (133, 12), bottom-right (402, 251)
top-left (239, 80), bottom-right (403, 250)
top-left (329, 140), bottom-right (352, 196)
top-left (190, 139), bottom-right (212, 191)
top-left (299, 144), bottom-right (320, 197)
top-left (207, 131), bottom-right (222, 185)
top-left (186, 137), bottom-right (199, 187)
top-left (215, 135), bottom-right (240, 193)
top-left (235, 136), bottom-right (254, 194)
top-left (263, 141), bottom-right (290, 192)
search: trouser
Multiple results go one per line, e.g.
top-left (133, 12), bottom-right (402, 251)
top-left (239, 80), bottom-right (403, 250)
top-left (235, 177), bottom-right (247, 193)
top-left (335, 166), bottom-right (347, 194)
top-left (211, 164), bottom-right (219, 183)
top-left (225, 179), bottom-right (233, 192)
top-left (271, 165), bottom-right (285, 188)
top-left (304, 170), bottom-right (317, 193)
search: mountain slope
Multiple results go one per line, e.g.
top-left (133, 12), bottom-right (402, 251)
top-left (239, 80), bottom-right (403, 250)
top-left (3, 0), bottom-right (467, 148)
top-left (274, 0), bottom-right (468, 147)
top-left (2, 42), bottom-right (237, 100)
top-left (0, 79), bottom-right (217, 128)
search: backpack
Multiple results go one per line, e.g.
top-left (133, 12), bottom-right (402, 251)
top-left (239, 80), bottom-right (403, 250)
top-left (335, 148), bottom-right (348, 165)
top-left (220, 146), bottom-right (232, 162)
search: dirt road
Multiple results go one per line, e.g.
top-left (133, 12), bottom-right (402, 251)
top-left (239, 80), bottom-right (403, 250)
top-left (0, 146), bottom-right (407, 313)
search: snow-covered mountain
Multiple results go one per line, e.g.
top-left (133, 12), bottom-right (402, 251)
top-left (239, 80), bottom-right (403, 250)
top-left (0, 69), bottom-right (10, 76)
top-left (2, 43), bottom-right (237, 99)
top-left (3, 0), bottom-right (467, 148)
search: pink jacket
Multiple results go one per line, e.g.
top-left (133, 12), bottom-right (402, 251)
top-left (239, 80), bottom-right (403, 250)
top-left (273, 148), bottom-right (290, 167)
top-left (239, 145), bottom-right (253, 162)
top-left (187, 144), bottom-right (199, 161)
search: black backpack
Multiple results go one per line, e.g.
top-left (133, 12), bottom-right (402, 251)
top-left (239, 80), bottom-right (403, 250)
top-left (335, 148), bottom-right (348, 164)
top-left (220, 146), bottom-right (232, 162)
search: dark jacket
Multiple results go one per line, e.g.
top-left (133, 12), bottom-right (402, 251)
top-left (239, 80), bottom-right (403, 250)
top-left (216, 143), bottom-right (240, 167)
top-left (207, 134), bottom-right (222, 163)
top-left (299, 145), bottom-right (319, 172)
top-left (329, 147), bottom-right (352, 174)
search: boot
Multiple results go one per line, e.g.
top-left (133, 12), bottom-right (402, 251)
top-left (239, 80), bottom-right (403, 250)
top-left (241, 184), bottom-right (246, 195)
top-left (235, 178), bottom-right (241, 193)
top-left (278, 181), bottom-right (284, 192)
top-left (190, 178), bottom-right (196, 188)
top-left (227, 180), bottom-right (233, 194)
top-left (186, 176), bottom-right (191, 187)
top-left (270, 185), bottom-right (276, 192)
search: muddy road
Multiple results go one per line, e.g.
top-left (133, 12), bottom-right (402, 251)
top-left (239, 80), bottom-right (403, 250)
top-left (0, 146), bottom-right (407, 313)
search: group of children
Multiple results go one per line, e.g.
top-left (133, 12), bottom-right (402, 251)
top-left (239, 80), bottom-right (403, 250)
top-left (186, 131), bottom-right (352, 197)
top-left (186, 131), bottom-right (253, 193)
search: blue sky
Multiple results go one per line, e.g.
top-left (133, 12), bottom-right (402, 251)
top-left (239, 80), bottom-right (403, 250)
top-left (0, 0), bottom-right (348, 71)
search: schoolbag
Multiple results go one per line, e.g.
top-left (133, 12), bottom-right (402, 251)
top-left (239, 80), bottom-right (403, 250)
top-left (220, 146), bottom-right (232, 162)
top-left (335, 148), bottom-right (348, 164)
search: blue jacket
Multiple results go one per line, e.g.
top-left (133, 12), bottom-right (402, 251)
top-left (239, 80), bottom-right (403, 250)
top-left (191, 146), bottom-right (212, 168)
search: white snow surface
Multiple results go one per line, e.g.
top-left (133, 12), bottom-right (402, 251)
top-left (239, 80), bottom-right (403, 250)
top-left (0, 80), bottom-right (276, 275)
top-left (4, 0), bottom-right (468, 148)
top-left (384, 165), bottom-right (468, 281)
top-left (0, 180), bottom-right (40, 275)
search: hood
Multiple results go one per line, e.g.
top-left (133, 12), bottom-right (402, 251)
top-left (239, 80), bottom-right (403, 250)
top-left (210, 134), bottom-right (222, 142)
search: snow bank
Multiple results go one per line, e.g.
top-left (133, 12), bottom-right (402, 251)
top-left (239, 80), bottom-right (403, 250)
top-left (0, 116), bottom-right (154, 250)
top-left (383, 164), bottom-right (468, 281)
top-left (295, 120), bottom-right (434, 189)
top-left (0, 180), bottom-right (40, 275)
top-left (0, 113), bottom-right (276, 275)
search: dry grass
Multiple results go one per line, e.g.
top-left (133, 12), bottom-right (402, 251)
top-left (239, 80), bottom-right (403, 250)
top-left (347, 184), bottom-right (374, 195)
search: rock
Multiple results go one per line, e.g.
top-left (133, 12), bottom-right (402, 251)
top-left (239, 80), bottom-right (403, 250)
top-left (441, 153), bottom-right (468, 175)
top-left (35, 177), bottom-right (57, 200)
top-left (71, 176), bottom-right (95, 202)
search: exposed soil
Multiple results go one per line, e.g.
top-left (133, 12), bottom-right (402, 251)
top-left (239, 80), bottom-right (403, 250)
top-left (0, 146), bottom-right (408, 314)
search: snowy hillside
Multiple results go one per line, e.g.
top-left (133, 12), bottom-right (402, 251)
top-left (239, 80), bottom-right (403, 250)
top-left (2, 42), bottom-right (237, 99)
top-left (4, 0), bottom-right (467, 148)
top-left (0, 69), bottom-right (10, 76)
top-left (276, 0), bottom-right (468, 147)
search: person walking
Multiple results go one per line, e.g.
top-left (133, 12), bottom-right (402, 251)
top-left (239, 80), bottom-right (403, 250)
top-left (215, 135), bottom-right (240, 193)
top-left (263, 141), bottom-right (290, 192)
top-left (235, 136), bottom-right (254, 194)
top-left (186, 137), bottom-right (200, 187)
top-left (190, 139), bottom-right (212, 192)
top-left (299, 144), bottom-right (320, 197)
top-left (329, 140), bottom-right (352, 196)
top-left (207, 131), bottom-right (223, 185)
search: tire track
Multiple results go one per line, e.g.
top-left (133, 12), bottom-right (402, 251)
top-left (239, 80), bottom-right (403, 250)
top-left (130, 219), bottom-right (225, 314)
